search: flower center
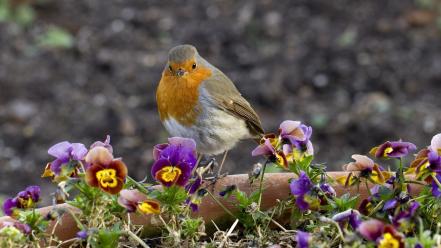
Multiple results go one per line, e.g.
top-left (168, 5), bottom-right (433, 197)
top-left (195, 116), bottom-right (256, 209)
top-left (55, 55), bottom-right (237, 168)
top-left (383, 147), bottom-right (394, 156)
top-left (138, 200), bottom-right (160, 214)
top-left (18, 197), bottom-right (34, 209)
top-left (156, 166), bottom-right (182, 183)
top-left (96, 169), bottom-right (118, 188)
top-left (378, 233), bottom-right (400, 248)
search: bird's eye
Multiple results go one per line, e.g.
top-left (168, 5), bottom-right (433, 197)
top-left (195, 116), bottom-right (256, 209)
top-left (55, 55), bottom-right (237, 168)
top-left (192, 63), bottom-right (197, 69)
top-left (168, 65), bottom-right (173, 72)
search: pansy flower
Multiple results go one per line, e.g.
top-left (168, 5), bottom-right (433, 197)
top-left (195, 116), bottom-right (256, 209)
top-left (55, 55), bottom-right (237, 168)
top-left (407, 133), bottom-right (441, 181)
top-left (2, 186), bottom-right (40, 217)
top-left (151, 137), bottom-right (197, 187)
top-left (279, 120), bottom-right (314, 155)
top-left (290, 171), bottom-right (335, 211)
top-left (90, 135), bottom-right (113, 154)
top-left (296, 231), bottom-right (310, 248)
top-left (370, 141), bottom-right (416, 159)
top-left (76, 230), bottom-right (89, 240)
top-left (43, 141), bottom-right (88, 180)
top-left (117, 189), bottom-right (160, 214)
top-left (392, 201), bottom-right (419, 233)
top-left (290, 171), bottom-right (314, 211)
top-left (186, 188), bottom-right (207, 212)
top-left (332, 209), bottom-right (362, 229)
top-left (357, 219), bottom-right (404, 247)
top-left (85, 146), bottom-right (127, 194)
top-left (0, 221), bottom-right (31, 235)
top-left (251, 134), bottom-right (279, 158)
top-left (337, 154), bottom-right (392, 186)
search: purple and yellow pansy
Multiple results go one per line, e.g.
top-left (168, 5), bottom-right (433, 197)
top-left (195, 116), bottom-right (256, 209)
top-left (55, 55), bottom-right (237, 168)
top-left (151, 137), bottom-right (197, 187)
top-left (85, 146), bottom-right (127, 194)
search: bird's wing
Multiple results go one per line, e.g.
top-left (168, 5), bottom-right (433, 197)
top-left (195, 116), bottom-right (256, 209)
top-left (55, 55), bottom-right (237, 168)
top-left (201, 69), bottom-right (264, 137)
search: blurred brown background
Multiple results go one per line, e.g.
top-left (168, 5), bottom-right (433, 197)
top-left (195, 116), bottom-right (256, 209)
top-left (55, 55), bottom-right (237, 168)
top-left (0, 0), bottom-right (441, 201)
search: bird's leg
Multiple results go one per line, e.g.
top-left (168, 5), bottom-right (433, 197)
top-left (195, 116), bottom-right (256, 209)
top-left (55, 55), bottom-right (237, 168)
top-left (217, 150), bottom-right (229, 178)
top-left (190, 154), bottom-right (203, 176)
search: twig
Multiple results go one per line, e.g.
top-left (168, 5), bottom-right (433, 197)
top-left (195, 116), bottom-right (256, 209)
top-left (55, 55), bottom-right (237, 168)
top-left (124, 230), bottom-right (151, 248)
top-left (218, 219), bottom-right (239, 248)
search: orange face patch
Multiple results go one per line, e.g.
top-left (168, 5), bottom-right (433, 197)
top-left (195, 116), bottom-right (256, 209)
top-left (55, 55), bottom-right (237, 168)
top-left (156, 58), bottom-right (212, 126)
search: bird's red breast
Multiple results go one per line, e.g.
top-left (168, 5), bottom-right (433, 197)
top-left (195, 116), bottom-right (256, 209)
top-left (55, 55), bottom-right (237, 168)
top-left (156, 60), bottom-right (212, 126)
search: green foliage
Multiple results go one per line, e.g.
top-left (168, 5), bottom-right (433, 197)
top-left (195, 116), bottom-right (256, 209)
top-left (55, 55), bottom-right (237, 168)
top-left (155, 185), bottom-right (188, 213)
top-left (17, 210), bottom-right (48, 235)
top-left (90, 227), bottom-right (121, 248)
top-left (181, 217), bottom-right (204, 240)
top-left (37, 26), bottom-right (74, 49)
top-left (0, 0), bottom-right (35, 26)
top-left (328, 193), bottom-right (359, 212)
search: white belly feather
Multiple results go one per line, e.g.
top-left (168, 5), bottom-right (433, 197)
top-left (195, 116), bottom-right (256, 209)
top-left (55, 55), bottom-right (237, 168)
top-left (163, 88), bottom-right (251, 155)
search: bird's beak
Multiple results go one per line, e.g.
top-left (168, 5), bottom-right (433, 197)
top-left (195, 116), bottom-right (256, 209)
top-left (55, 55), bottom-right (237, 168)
top-left (176, 69), bottom-right (186, 77)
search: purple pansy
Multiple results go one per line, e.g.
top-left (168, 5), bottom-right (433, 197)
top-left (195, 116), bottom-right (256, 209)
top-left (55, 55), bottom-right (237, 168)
top-left (0, 221), bottom-right (31, 234)
top-left (393, 201), bottom-right (419, 227)
top-left (76, 230), bottom-right (88, 240)
top-left (251, 134), bottom-right (277, 157)
top-left (185, 188), bottom-right (207, 212)
top-left (279, 121), bottom-right (314, 155)
top-left (151, 137), bottom-right (197, 187)
top-left (357, 219), bottom-right (385, 241)
top-left (2, 186), bottom-right (41, 216)
top-left (319, 183), bottom-right (336, 197)
top-left (428, 149), bottom-right (441, 172)
top-left (296, 231), bottom-right (310, 248)
top-left (357, 219), bottom-right (404, 246)
top-left (290, 171), bottom-right (313, 211)
top-left (186, 177), bottom-right (202, 195)
top-left (117, 189), bottom-right (147, 212)
top-left (431, 133), bottom-right (441, 154)
top-left (372, 141), bottom-right (417, 159)
top-left (332, 209), bottom-right (362, 229)
top-left (90, 135), bottom-right (113, 154)
top-left (383, 199), bottom-right (399, 211)
top-left (431, 174), bottom-right (441, 197)
top-left (48, 141), bottom-right (87, 174)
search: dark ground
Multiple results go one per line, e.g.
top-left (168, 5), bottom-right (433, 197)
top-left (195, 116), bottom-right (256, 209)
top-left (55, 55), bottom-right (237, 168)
top-left (1, 0), bottom-right (441, 203)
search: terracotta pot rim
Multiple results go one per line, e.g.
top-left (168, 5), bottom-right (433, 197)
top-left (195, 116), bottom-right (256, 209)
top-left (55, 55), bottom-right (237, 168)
top-left (0, 172), bottom-right (421, 242)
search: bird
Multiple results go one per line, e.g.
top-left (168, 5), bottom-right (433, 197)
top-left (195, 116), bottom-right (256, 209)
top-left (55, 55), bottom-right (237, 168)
top-left (156, 44), bottom-right (264, 173)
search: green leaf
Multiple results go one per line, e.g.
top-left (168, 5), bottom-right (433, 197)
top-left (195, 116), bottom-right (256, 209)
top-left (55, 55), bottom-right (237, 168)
top-left (37, 26), bottom-right (74, 49)
top-left (92, 229), bottom-right (121, 248)
top-left (14, 4), bottom-right (34, 26)
top-left (0, 0), bottom-right (11, 22)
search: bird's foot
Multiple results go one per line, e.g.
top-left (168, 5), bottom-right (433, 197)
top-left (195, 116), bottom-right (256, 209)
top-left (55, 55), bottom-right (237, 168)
top-left (204, 172), bottom-right (228, 188)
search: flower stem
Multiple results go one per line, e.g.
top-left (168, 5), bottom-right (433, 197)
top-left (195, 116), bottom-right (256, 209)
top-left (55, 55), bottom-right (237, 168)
top-left (206, 189), bottom-right (235, 219)
top-left (368, 200), bottom-right (384, 217)
top-left (126, 176), bottom-right (149, 195)
top-left (257, 161), bottom-right (268, 210)
top-left (432, 174), bottom-right (441, 189)
top-left (398, 158), bottom-right (405, 191)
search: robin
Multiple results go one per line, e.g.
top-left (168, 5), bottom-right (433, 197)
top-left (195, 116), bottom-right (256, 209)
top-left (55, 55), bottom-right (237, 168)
top-left (156, 44), bottom-right (264, 172)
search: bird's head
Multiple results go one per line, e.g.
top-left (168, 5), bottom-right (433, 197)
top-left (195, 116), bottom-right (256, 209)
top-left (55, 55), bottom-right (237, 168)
top-left (166, 44), bottom-right (200, 78)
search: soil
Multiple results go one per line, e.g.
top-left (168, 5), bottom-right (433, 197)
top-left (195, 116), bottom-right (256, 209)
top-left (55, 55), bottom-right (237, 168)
top-left (0, 0), bottom-right (441, 203)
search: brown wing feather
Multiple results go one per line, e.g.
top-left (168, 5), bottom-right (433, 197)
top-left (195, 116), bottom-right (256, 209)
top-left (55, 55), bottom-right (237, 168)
top-left (202, 69), bottom-right (264, 137)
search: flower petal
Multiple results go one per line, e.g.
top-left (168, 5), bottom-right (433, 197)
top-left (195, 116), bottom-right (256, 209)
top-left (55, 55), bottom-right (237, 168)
top-left (357, 219), bottom-right (385, 241)
top-left (70, 143), bottom-right (88, 160)
top-left (48, 141), bottom-right (72, 159)
top-left (431, 133), bottom-right (441, 154)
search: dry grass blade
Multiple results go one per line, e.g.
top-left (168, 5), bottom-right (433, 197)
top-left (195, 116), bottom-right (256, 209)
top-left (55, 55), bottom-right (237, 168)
top-left (218, 219), bottom-right (239, 248)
